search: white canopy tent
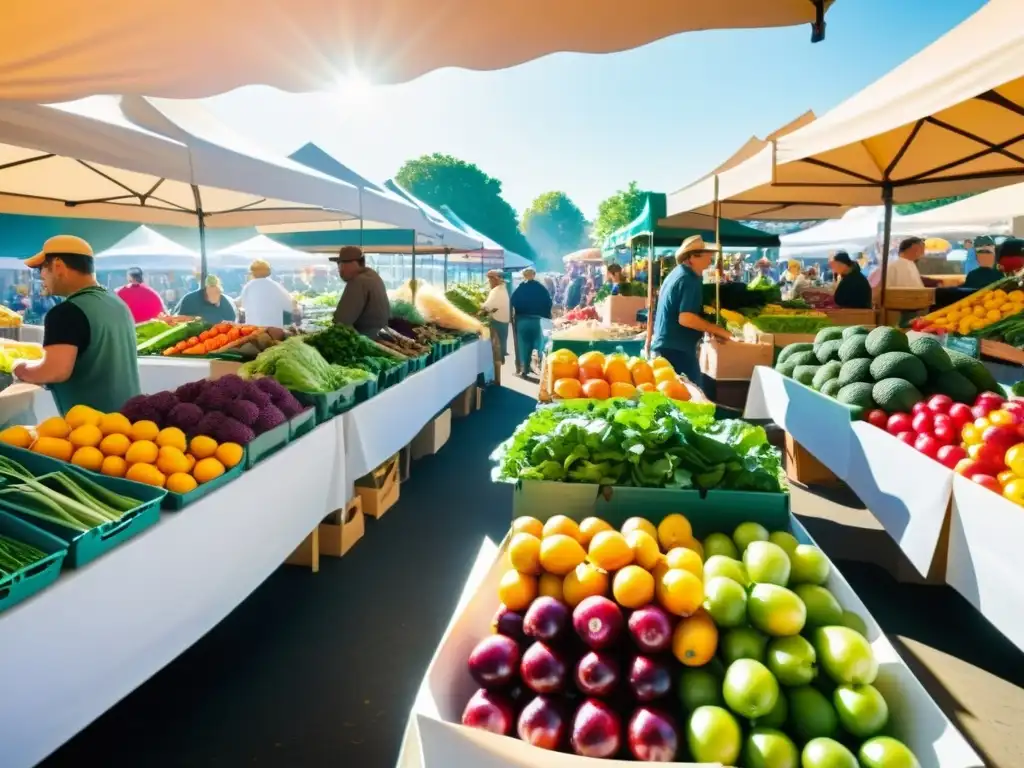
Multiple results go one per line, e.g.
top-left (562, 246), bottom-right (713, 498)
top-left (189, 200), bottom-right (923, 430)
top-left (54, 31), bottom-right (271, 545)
top-left (779, 207), bottom-right (883, 259)
top-left (893, 183), bottom-right (1024, 240)
top-left (382, 180), bottom-right (484, 253)
top-left (211, 234), bottom-right (322, 270)
top-left (94, 226), bottom-right (199, 271)
top-left (439, 204), bottom-right (533, 271)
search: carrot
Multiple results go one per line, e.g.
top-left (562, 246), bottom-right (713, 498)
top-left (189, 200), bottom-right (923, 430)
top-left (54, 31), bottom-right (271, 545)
top-left (162, 347), bottom-right (176, 356)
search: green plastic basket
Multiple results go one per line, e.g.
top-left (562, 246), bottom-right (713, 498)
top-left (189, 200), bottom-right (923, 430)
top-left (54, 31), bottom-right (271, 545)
top-left (353, 378), bottom-right (378, 403)
top-left (290, 382), bottom-right (359, 424)
top-left (407, 353), bottom-right (429, 373)
top-left (161, 461), bottom-right (245, 510)
top-left (288, 408), bottom-right (317, 440)
top-left (244, 421), bottom-right (291, 469)
top-left (0, 509), bottom-right (67, 615)
top-left (378, 361), bottom-right (410, 391)
top-left (548, 339), bottom-right (645, 357)
top-left (0, 453), bottom-right (165, 568)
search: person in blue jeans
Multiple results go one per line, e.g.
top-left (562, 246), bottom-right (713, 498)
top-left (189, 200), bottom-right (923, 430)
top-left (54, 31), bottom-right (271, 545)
top-left (651, 235), bottom-right (732, 383)
top-left (511, 267), bottom-right (553, 378)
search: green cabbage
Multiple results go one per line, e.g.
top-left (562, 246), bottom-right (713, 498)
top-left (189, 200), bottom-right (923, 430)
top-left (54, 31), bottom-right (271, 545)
top-left (240, 337), bottom-right (371, 393)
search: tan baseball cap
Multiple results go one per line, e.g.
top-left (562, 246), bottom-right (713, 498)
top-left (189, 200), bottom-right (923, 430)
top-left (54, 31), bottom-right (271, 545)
top-left (26, 234), bottom-right (93, 268)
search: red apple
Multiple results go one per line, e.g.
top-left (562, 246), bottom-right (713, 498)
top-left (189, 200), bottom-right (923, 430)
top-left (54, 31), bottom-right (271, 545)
top-left (628, 655), bottom-right (672, 702)
top-left (926, 394), bottom-right (953, 414)
top-left (932, 422), bottom-right (956, 445)
top-left (573, 596), bottom-right (624, 650)
top-left (971, 474), bottom-right (1002, 493)
top-left (948, 403), bottom-right (974, 429)
top-left (973, 404), bottom-right (994, 420)
top-left (911, 411), bottom-right (935, 435)
top-left (523, 597), bottom-right (570, 644)
top-left (887, 413), bottom-right (913, 435)
top-left (627, 606), bottom-right (674, 654)
top-left (937, 444), bottom-right (967, 468)
top-left (977, 441), bottom-right (1010, 470)
top-left (517, 695), bottom-right (567, 750)
top-left (521, 642), bottom-right (568, 694)
top-left (469, 635), bottom-right (521, 689)
top-left (492, 606), bottom-right (526, 644)
top-left (462, 689), bottom-right (515, 735)
top-left (575, 651), bottom-right (621, 698)
top-left (896, 431), bottom-right (916, 446)
top-left (977, 392), bottom-right (1005, 407)
top-left (983, 425), bottom-right (1020, 452)
top-left (912, 401), bottom-right (930, 417)
top-left (914, 433), bottom-right (940, 459)
top-left (627, 707), bottom-right (680, 762)
top-left (571, 699), bottom-right (622, 758)
top-left (866, 409), bottom-right (889, 429)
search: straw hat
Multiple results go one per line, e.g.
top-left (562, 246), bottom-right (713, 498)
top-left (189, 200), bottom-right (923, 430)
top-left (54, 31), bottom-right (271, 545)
top-left (675, 235), bottom-right (717, 262)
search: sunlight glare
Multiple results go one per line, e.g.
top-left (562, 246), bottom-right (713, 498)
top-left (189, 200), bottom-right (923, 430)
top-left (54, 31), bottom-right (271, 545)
top-left (333, 72), bottom-right (375, 107)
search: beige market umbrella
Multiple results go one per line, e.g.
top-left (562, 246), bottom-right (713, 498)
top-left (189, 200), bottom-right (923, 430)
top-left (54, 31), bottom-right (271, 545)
top-left (772, 0), bottom-right (1024, 296)
top-left (0, 0), bottom-right (836, 101)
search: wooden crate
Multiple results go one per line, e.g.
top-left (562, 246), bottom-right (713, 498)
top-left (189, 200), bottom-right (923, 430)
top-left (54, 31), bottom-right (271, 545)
top-left (785, 433), bottom-right (838, 486)
top-left (822, 308), bottom-right (875, 326)
top-left (884, 288), bottom-right (935, 310)
top-left (318, 497), bottom-right (365, 558)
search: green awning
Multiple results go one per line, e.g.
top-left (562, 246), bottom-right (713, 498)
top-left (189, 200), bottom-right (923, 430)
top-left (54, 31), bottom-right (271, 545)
top-left (602, 193), bottom-right (779, 254)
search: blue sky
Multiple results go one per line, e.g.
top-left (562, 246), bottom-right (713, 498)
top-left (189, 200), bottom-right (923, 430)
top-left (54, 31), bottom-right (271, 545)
top-left (206, 0), bottom-right (986, 220)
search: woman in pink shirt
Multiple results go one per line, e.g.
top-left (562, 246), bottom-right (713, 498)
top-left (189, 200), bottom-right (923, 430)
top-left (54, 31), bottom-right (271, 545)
top-left (115, 267), bottom-right (166, 323)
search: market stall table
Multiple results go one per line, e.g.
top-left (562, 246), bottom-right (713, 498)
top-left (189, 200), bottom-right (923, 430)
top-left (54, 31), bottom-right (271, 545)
top-left (0, 422), bottom-right (340, 768)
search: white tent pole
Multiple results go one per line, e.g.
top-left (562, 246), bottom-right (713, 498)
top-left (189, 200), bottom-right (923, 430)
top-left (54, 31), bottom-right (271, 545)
top-left (191, 184), bottom-right (208, 283)
top-left (443, 248), bottom-right (449, 290)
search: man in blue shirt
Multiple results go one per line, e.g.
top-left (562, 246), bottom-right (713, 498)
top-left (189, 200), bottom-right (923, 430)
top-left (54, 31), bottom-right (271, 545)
top-left (651, 235), bottom-right (732, 382)
top-left (510, 267), bottom-right (553, 378)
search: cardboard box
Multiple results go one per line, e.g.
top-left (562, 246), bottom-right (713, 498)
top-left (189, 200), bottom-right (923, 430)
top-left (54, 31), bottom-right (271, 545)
top-left (742, 324), bottom-right (817, 349)
top-left (412, 409), bottom-right (452, 460)
top-left (452, 386), bottom-right (481, 418)
top-left (884, 287), bottom-right (936, 310)
top-left (699, 338), bottom-right (773, 380)
top-left (355, 456), bottom-right (400, 519)
top-left (318, 496), bottom-right (365, 558)
top-left (785, 432), bottom-right (838, 486)
top-left (402, 507), bottom-right (983, 767)
top-left (284, 528), bottom-right (319, 572)
top-left (595, 295), bottom-right (647, 326)
top-left (208, 359), bottom-right (243, 380)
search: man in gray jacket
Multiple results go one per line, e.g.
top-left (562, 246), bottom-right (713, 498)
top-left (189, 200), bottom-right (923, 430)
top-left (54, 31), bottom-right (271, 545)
top-left (331, 246), bottom-right (391, 337)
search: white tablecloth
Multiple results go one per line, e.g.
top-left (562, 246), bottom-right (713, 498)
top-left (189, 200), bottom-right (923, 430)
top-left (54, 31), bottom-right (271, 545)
top-left (0, 423), bottom-right (340, 768)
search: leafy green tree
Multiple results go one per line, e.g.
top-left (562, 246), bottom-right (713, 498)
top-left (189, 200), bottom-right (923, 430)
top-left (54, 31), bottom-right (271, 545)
top-left (592, 181), bottom-right (647, 244)
top-left (395, 153), bottom-right (534, 260)
top-left (521, 191), bottom-right (588, 270)
top-left (895, 194), bottom-right (975, 216)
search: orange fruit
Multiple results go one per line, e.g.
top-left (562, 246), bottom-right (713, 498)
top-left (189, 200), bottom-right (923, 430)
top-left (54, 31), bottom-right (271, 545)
top-left (185, 453), bottom-right (197, 472)
top-left (628, 358), bottom-right (655, 386)
top-left (581, 379), bottom-right (611, 399)
top-left (621, 517), bottom-right (659, 541)
top-left (543, 515), bottom-right (581, 541)
top-left (589, 530), bottom-right (634, 571)
top-left (657, 568), bottom-right (704, 617)
top-left (651, 356), bottom-right (674, 372)
top-left (0, 426), bottom-right (33, 448)
top-left (636, 382), bottom-right (656, 393)
top-left (193, 457), bottom-right (226, 484)
top-left (578, 351), bottom-right (606, 371)
top-left (189, 435), bottom-right (219, 460)
top-left (214, 442), bottom-right (243, 469)
top-left (166, 472), bottom-right (199, 494)
top-left (654, 367), bottom-right (678, 385)
top-left (37, 417), bottom-right (72, 439)
top-left (681, 537), bottom-right (704, 561)
top-left (552, 378), bottom-right (583, 399)
top-left (626, 530), bottom-right (661, 570)
top-left (538, 572), bottom-right (565, 602)
top-left (651, 557), bottom-right (669, 583)
top-left (130, 420), bottom-right (160, 442)
top-left (68, 424), bottom-right (103, 449)
top-left (672, 609), bottom-right (718, 666)
top-left (32, 436), bottom-right (74, 461)
top-left (156, 446), bottom-right (191, 476)
top-left (98, 412), bottom-right (132, 437)
top-left (156, 427), bottom-right (187, 452)
top-left (613, 565), bottom-right (655, 609)
top-left (578, 364), bottom-right (605, 382)
top-left (658, 513), bottom-right (693, 551)
top-left (563, 562), bottom-right (609, 607)
top-left (512, 516), bottom-right (545, 538)
top-left (603, 355), bottom-right (631, 384)
top-left (549, 349), bottom-right (580, 381)
top-left (540, 534), bottom-right (587, 575)
top-left (609, 382), bottom-right (637, 398)
top-left (125, 440), bottom-right (159, 465)
top-left (578, 517), bottom-right (613, 548)
top-left (126, 462), bottom-right (166, 488)
top-left (70, 446), bottom-right (104, 472)
top-left (508, 533), bottom-right (542, 575)
top-left (658, 379), bottom-right (691, 401)
top-left (65, 404), bottom-right (102, 429)
top-left (100, 455), bottom-right (128, 478)
top-left (665, 547), bottom-right (703, 578)
top-left (498, 569), bottom-right (537, 611)
top-left (99, 432), bottom-right (131, 457)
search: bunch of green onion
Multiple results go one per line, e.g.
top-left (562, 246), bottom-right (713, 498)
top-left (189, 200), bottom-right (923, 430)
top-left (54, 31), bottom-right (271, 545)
top-left (0, 534), bottom-right (47, 576)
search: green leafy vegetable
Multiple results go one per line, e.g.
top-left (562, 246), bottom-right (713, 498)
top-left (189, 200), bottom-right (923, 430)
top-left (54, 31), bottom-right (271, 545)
top-left (304, 324), bottom-right (403, 373)
top-left (0, 534), bottom-right (47, 577)
top-left (390, 299), bottom-right (425, 325)
top-left (748, 315), bottom-right (833, 335)
top-left (239, 337), bottom-right (372, 393)
top-left (491, 393), bottom-right (786, 493)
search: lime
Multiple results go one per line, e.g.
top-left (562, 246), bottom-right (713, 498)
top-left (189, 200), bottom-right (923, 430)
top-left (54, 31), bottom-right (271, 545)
top-left (748, 584), bottom-right (807, 637)
top-left (833, 684), bottom-right (889, 738)
top-left (765, 635), bottom-right (817, 686)
top-left (687, 706), bottom-right (742, 765)
top-left (744, 541), bottom-right (792, 586)
top-left (704, 576), bottom-right (748, 627)
top-left (786, 685), bottom-right (838, 742)
top-left (704, 555), bottom-right (749, 586)
top-left (756, 692), bottom-right (788, 729)
top-left (723, 659), bottom-right (779, 719)
top-left (733, 521), bottom-right (770, 554)
top-left (769, 531), bottom-right (799, 556)
top-left (721, 627), bottom-right (769, 665)
top-left (839, 609), bottom-right (869, 637)
top-left (703, 532), bottom-right (740, 560)
top-left (813, 626), bottom-right (878, 685)
top-left (742, 728), bottom-right (798, 768)
top-left (790, 544), bottom-right (830, 585)
top-left (858, 736), bottom-right (921, 768)
top-left (678, 667), bottom-right (723, 712)
top-left (802, 737), bottom-right (858, 768)
top-left (794, 584), bottom-right (843, 627)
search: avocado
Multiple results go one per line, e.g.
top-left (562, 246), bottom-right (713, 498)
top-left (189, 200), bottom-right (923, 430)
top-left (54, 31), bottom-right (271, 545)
top-left (820, 379), bottom-right (843, 398)
top-left (947, 350), bottom-right (1000, 394)
top-left (929, 369), bottom-right (979, 404)
top-left (908, 335), bottom-right (954, 374)
top-left (872, 378), bottom-right (924, 414)
top-left (837, 358), bottom-right (873, 387)
top-left (869, 351), bottom-right (928, 387)
top-left (793, 365), bottom-right (822, 387)
top-left (864, 326), bottom-right (910, 357)
top-left (841, 325), bottom-right (870, 340)
top-left (812, 361), bottom-right (842, 391)
top-left (838, 335), bottom-right (870, 363)
top-left (815, 340), bottom-right (844, 364)
top-left (837, 382), bottom-right (876, 410)
top-left (778, 343), bottom-right (815, 365)
top-left (814, 327), bottom-right (845, 346)
top-left (787, 351), bottom-right (818, 368)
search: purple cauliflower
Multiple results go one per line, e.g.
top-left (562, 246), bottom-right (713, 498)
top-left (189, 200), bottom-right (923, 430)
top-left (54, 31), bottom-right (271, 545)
top-left (175, 380), bottom-right (205, 403)
top-left (240, 382), bottom-right (273, 408)
top-left (273, 389), bottom-right (303, 412)
top-left (214, 374), bottom-right (248, 399)
top-left (196, 411), bottom-right (229, 438)
top-left (195, 386), bottom-right (233, 413)
top-left (254, 377), bottom-right (288, 400)
top-left (148, 390), bottom-right (180, 417)
top-left (215, 417), bottom-right (256, 445)
top-left (254, 404), bottom-right (286, 434)
top-left (166, 402), bottom-right (204, 433)
top-left (277, 397), bottom-right (305, 419)
top-left (224, 398), bottom-right (260, 427)
top-left (121, 400), bottom-right (162, 425)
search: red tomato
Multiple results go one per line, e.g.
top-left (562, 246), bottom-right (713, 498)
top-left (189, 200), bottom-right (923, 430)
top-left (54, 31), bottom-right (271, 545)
top-left (914, 433), bottom-right (940, 459)
top-left (911, 411), bottom-right (934, 435)
top-left (983, 425), bottom-right (1020, 452)
top-left (971, 474), bottom-right (1002, 494)
top-left (886, 413), bottom-right (913, 435)
top-left (977, 441), bottom-right (1009, 470)
top-left (972, 404), bottom-right (994, 420)
top-left (936, 444), bottom-right (967, 469)
top-left (976, 392), bottom-right (1005, 407)
top-left (926, 395), bottom-right (953, 414)
top-left (932, 423), bottom-right (956, 445)
top-left (866, 409), bottom-right (889, 429)
top-left (896, 431), bottom-right (916, 447)
top-left (948, 403), bottom-right (974, 429)
top-left (911, 401), bottom-right (930, 417)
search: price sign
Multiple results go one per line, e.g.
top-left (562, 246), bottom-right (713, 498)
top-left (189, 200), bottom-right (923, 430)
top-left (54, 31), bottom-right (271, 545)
top-left (944, 334), bottom-right (980, 358)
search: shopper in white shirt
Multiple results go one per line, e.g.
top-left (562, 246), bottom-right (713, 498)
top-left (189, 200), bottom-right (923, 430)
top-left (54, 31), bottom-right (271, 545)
top-left (236, 259), bottom-right (295, 327)
top-left (481, 269), bottom-right (511, 363)
top-left (870, 237), bottom-right (925, 291)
